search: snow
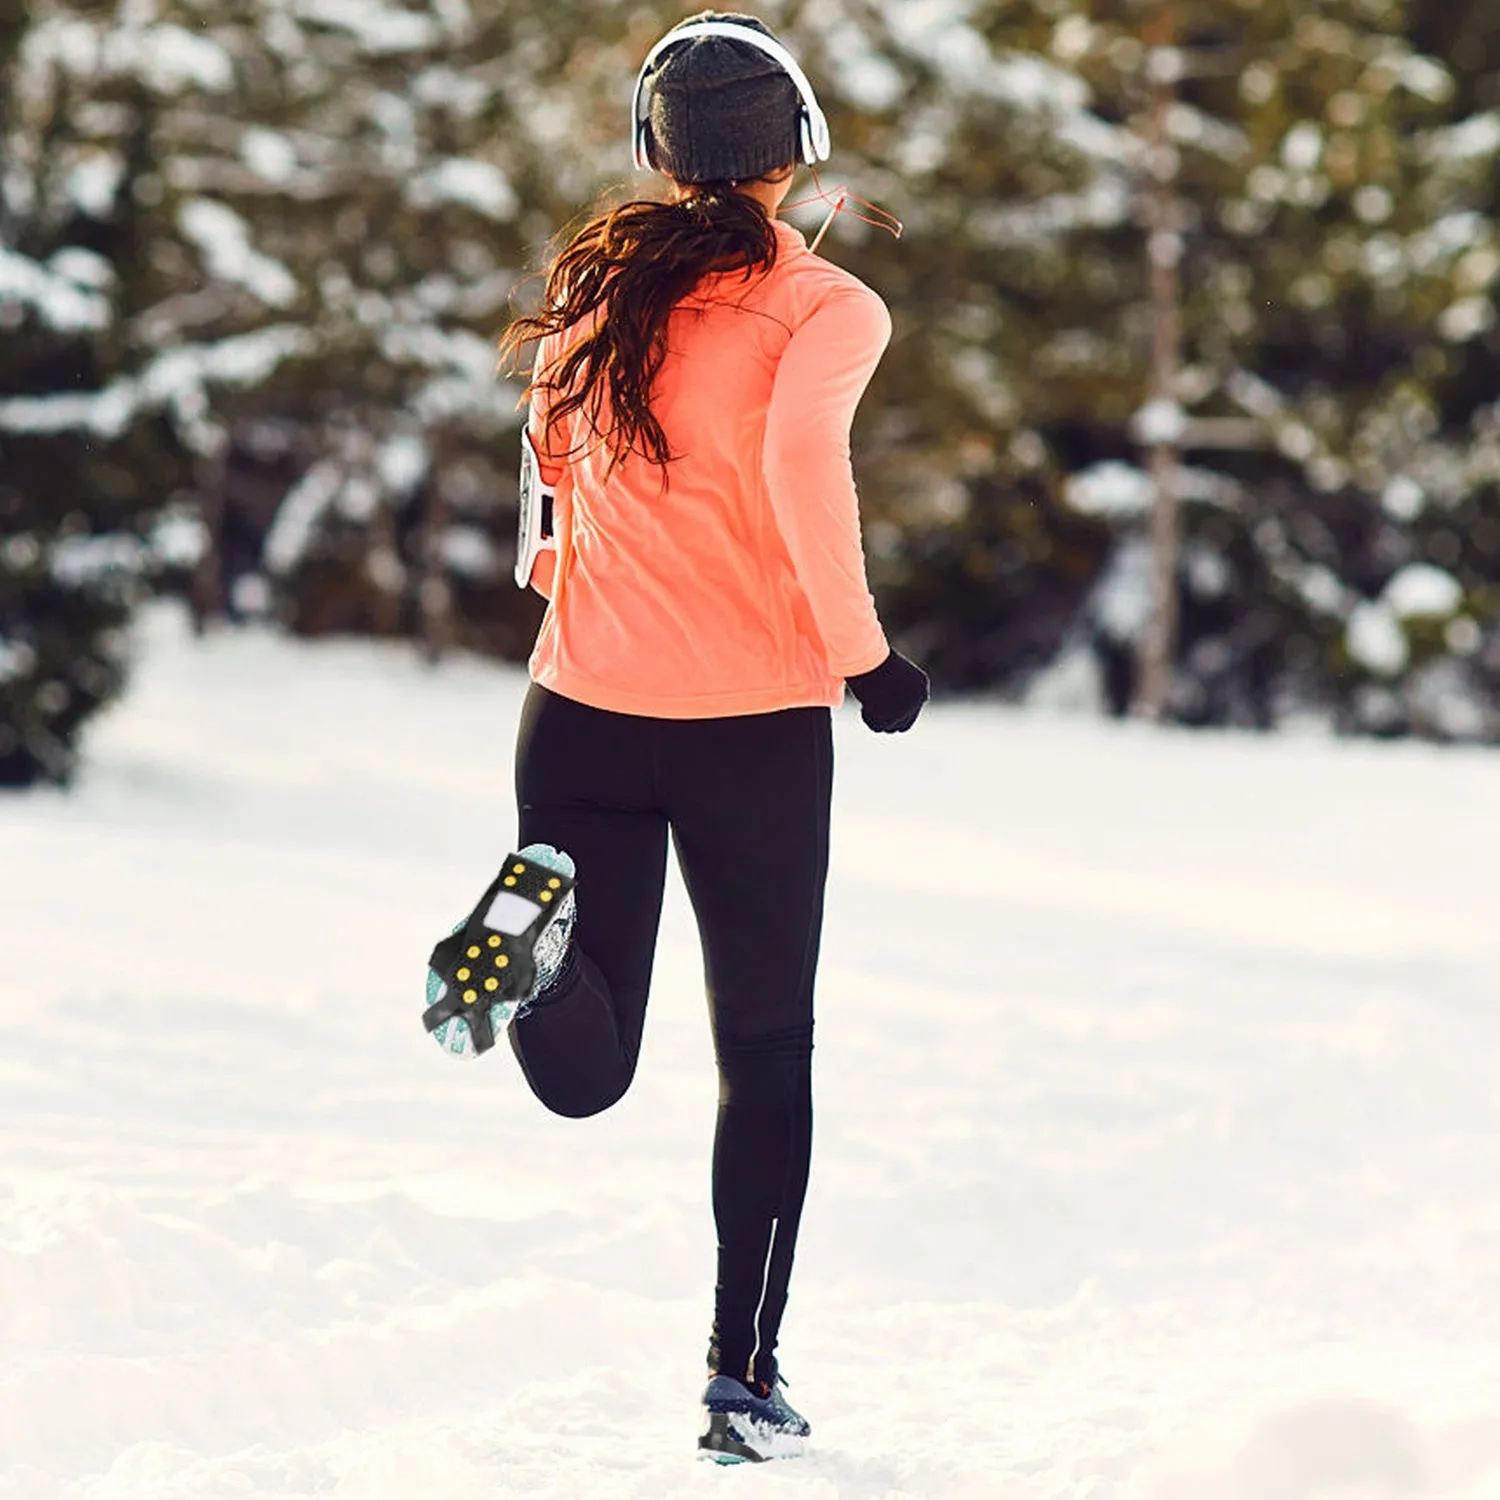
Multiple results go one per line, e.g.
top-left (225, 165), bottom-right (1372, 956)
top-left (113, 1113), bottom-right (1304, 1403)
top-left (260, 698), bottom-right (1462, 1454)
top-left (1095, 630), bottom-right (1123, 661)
top-left (407, 159), bottom-right (518, 222)
top-left (5, 604), bottom-right (1500, 1498)
top-left (411, 67), bottom-right (495, 119)
top-left (0, 247), bottom-right (111, 334)
top-left (1407, 658), bottom-right (1490, 740)
top-left (47, 247), bottom-right (113, 291)
top-left (294, 0), bottom-right (437, 54)
top-left (107, 25), bottom-right (235, 94)
top-left (1226, 370), bottom-right (1282, 419)
top-left (1439, 296), bottom-right (1496, 343)
top-left (1446, 616), bottom-right (1482, 656)
top-left (1065, 459), bottom-right (1236, 520)
top-left (376, 433), bottom-right (428, 494)
top-left (1397, 53), bottom-right (1454, 105)
top-left (1165, 103), bottom-right (1247, 163)
top-left (151, 510), bottom-right (210, 571)
top-left (1133, 399), bottom-right (1188, 447)
top-left (821, 20), bottom-right (906, 112)
top-left (1425, 112), bottom-right (1500, 165)
top-left (1144, 45), bottom-right (1185, 87)
top-left (0, 328), bottom-right (312, 439)
top-left (1280, 122), bottom-right (1323, 173)
top-left (1416, 212), bottom-right (1489, 260)
top-left (1354, 185), bottom-right (1395, 226)
top-left (263, 462), bottom-right (342, 575)
top-left (1175, 466), bottom-right (1243, 509)
top-left (1090, 533), bottom-right (1154, 641)
top-left (972, 177), bottom-right (1131, 245)
top-left (1066, 460), bottom-right (1152, 518)
top-left (1275, 420), bottom-right (1317, 463)
top-left (439, 524), bottom-right (499, 578)
top-left (377, 324), bottom-right (497, 381)
top-left (1383, 564), bottom-right (1463, 620)
top-left (1182, 542), bottom-right (1228, 598)
top-left (31, 16), bottom-right (234, 94)
top-left (180, 199), bottom-right (300, 310)
top-left (1381, 475), bottom-right (1426, 522)
top-left (873, 15), bottom-right (1135, 166)
top-left (1295, 563), bottom-right (1350, 618)
top-left (65, 151), bottom-right (125, 218)
top-left (48, 534), bottom-right (146, 588)
top-left (239, 129), bottom-right (300, 185)
top-left (1457, 245), bottom-right (1500, 294)
top-left (1346, 599), bottom-right (1409, 676)
top-left (987, 52), bottom-right (1088, 112)
top-left (0, 638), bottom-right (37, 683)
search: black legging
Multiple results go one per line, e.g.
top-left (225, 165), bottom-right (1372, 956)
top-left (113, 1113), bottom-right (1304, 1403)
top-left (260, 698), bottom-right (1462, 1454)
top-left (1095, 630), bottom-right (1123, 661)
top-left (509, 684), bottom-right (833, 1387)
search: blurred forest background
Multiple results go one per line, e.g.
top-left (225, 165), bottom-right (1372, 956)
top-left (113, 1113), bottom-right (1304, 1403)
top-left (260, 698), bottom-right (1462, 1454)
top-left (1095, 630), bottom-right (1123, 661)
top-left (3, 0), bottom-right (1499, 786)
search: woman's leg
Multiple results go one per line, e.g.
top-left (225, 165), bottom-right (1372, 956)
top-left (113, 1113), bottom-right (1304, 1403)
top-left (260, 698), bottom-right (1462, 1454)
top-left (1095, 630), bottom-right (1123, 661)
top-left (507, 686), bottom-right (669, 1119)
top-left (663, 707), bottom-right (834, 1387)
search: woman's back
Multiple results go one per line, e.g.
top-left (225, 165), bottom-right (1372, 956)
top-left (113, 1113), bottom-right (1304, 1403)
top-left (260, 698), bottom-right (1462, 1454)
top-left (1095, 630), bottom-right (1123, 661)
top-left (529, 217), bottom-right (892, 718)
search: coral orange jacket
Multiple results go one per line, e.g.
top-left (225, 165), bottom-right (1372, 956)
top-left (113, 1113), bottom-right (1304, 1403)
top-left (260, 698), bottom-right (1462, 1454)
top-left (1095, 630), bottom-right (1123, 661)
top-left (524, 216), bottom-right (891, 719)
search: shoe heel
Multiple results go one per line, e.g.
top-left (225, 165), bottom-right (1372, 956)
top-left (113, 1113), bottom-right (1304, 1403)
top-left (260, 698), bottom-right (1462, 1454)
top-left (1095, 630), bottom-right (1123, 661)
top-left (698, 1413), bottom-right (761, 1464)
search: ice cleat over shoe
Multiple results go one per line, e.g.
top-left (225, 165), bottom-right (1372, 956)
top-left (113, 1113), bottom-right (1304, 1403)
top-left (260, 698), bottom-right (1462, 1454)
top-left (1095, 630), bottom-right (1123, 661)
top-left (424, 844), bottom-right (576, 1058)
top-left (698, 1374), bottom-right (810, 1464)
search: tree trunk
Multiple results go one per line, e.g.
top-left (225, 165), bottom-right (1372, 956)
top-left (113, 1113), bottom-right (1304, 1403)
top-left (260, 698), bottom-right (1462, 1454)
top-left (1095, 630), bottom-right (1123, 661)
top-left (1134, 10), bottom-right (1184, 723)
top-left (418, 429), bottom-right (455, 664)
top-left (190, 445), bottom-right (226, 635)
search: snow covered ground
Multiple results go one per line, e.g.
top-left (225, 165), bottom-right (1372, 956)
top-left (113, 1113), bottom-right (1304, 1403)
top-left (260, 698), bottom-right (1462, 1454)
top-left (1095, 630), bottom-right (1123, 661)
top-left (4, 604), bottom-right (1500, 1500)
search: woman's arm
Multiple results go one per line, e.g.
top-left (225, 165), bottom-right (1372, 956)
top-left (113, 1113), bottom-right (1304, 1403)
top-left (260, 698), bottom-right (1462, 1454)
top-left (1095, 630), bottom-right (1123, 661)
top-left (761, 284), bottom-right (892, 677)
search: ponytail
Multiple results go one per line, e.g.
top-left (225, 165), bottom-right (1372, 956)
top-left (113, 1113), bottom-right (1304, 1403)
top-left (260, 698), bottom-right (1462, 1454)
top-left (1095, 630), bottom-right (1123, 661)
top-left (501, 186), bottom-right (779, 470)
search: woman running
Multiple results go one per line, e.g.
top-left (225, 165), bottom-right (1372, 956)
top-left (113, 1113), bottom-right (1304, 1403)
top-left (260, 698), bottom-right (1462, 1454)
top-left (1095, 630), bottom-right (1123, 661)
top-left (422, 9), bottom-right (928, 1463)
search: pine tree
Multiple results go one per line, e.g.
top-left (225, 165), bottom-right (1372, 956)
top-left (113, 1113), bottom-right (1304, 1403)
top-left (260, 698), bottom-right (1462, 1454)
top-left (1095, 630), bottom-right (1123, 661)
top-left (787, 0), bottom-right (1500, 736)
top-left (0, 0), bottom-right (195, 784)
top-left (764, 0), bottom-right (1116, 689)
top-left (1399, 0), bottom-right (1500, 738)
top-left (154, 0), bottom-right (649, 657)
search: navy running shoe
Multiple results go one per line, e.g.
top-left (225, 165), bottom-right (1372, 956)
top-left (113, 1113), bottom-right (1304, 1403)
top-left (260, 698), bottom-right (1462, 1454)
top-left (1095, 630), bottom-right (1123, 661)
top-left (698, 1373), bottom-right (810, 1463)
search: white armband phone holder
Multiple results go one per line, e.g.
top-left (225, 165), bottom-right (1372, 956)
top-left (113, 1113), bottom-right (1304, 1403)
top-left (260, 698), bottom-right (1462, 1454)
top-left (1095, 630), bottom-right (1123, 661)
top-left (515, 428), bottom-right (557, 589)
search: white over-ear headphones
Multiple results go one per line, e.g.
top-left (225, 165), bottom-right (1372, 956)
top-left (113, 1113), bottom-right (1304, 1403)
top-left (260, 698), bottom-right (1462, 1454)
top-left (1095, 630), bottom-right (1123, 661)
top-left (630, 20), bottom-right (832, 173)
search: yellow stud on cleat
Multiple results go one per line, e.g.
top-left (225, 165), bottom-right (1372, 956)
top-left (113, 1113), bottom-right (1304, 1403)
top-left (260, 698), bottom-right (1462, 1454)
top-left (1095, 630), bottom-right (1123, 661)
top-left (549, 878), bottom-right (561, 889)
top-left (488, 935), bottom-right (501, 947)
top-left (485, 977), bottom-right (498, 992)
top-left (512, 864), bottom-right (525, 874)
top-left (540, 890), bottom-right (552, 902)
top-left (467, 945), bottom-right (480, 959)
top-left (456, 967), bottom-right (470, 981)
top-left (496, 955), bottom-right (509, 968)
top-left (463, 989), bottom-right (478, 1004)
top-left (504, 876), bottom-right (516, 887)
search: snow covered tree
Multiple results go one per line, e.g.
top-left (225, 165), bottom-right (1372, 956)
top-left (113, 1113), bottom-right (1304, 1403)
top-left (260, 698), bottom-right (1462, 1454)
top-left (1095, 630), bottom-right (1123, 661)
top-left (754, 0), bottom-right (1116, 689)
top-left (10, 0), bottom-right (1498, 762)
top-left (120, 0), bottom-right (664, 660)
top-left (783, 0), bottom-right (1500, 737)
top-left (0, 0), bottom-right (199, 785)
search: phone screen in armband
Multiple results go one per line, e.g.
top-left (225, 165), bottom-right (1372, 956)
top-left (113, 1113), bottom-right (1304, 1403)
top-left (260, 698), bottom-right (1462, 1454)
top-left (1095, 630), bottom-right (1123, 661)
top-left (515, 428), bottom-right (557, 588)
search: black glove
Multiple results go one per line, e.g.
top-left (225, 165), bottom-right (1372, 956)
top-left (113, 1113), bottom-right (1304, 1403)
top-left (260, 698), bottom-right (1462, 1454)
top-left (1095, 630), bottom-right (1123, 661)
top-left (845, 650), bottom-right (929, 733)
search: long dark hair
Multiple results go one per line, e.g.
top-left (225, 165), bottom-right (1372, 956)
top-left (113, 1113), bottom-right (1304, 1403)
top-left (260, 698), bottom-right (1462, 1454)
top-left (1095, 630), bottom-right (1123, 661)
top-left (500, 184), bottom-right (779, 470)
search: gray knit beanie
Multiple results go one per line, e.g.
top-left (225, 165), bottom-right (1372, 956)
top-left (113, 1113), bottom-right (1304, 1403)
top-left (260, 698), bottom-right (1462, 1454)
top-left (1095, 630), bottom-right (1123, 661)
top-left (642, 12), bottom-right (802, 184)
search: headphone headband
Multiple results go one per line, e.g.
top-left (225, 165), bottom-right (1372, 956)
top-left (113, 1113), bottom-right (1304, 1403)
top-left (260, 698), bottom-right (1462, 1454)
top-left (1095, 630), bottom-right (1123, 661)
top-left (630, 20), bottom-right (831, 172)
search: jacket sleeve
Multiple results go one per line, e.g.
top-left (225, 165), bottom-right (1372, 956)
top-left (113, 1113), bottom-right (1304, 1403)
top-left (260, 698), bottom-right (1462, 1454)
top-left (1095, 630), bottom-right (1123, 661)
top-left (761, 284), bottom-right (892, 678)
